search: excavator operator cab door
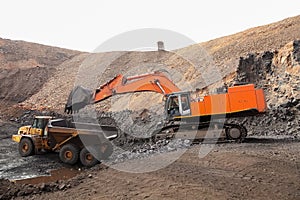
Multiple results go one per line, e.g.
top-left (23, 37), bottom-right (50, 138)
top-left (180, 94), bottom-right (191, 116)
top-left (166, 93), bottom-right (191, 118)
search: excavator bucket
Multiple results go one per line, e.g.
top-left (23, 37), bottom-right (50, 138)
top-left (65, 86), bottom-right (94, 114)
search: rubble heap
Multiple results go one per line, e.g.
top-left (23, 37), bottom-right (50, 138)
top-left (229, 40), bottom-right (300, 137)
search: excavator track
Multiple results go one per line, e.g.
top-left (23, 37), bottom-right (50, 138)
top-left (103, 116), bottom-right (248, 146)
top-left (152, 121), bottom-right (247, 143)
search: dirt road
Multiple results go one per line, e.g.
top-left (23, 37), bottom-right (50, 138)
top-left (9, 137), bottom-right (299, 200)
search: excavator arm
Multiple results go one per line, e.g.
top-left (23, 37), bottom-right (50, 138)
top-left (65, 71), bottom-right (180, 113)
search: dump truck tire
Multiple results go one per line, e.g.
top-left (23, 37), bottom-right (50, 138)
top-left (19, 138), bottom-right (34, 157)
top-left (80, 147), bottom-right (99, 167)
top-left (59, 144), bottom-right (79, 165)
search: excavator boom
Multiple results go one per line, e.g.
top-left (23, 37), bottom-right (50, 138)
top-left (65, 71), bottom-right (180, 113)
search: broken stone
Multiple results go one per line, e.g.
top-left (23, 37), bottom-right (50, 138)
top-left (58, 184), bottom-right (65, 190)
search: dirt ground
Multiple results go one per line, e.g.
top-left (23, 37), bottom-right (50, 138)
top-left (0, 137), bottom-right (298, 200)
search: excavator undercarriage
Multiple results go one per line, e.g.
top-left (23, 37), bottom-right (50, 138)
top-left (153, 121), bottom-right (247, 142)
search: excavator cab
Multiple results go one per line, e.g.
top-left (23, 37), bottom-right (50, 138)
top-left (165, 92), bottom-right (191, 118)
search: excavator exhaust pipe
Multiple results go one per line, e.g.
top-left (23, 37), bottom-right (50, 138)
top-left (65, 86), bottom-right (94, 114)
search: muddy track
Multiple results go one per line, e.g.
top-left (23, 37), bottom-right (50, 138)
top-left (0, 135), bottom-right (299, 199)
top-left (4, 139), bottom-right (297, 200)
top-left (0, 138), bottom-right (65, 180)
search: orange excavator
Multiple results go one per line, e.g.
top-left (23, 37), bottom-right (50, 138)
top-left (65, 71), bottom-right (266, 141)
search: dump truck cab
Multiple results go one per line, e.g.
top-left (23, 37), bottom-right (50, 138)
top-left (30, 116), bottom-right (52, 136)
top-left (12, 116), bottom-right (53, 157)
top-left (13, 116), bottom-right (53, 141)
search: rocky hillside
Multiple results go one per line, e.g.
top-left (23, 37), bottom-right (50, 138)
top-left (0, 38), bottom-right (81, 104)
top-left (20, 15), bottom-right (300, 110)
top-left (0, 38), bottom-right (81, 69)
top-left (1, 15), bottom-right (300, 137)
top-left (228, 40), bottom-right (300, 136)
top-left (202, 15), bottom-right (300, 66)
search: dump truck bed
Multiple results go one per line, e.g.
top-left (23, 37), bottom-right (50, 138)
top-left (47, 124), bottom-right (118, 150)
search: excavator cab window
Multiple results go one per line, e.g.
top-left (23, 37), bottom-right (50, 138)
top-left (179, 94), bottom-right (191, 116)
top-left (167, 96), bottom-right (180, 117)
top-left (166, 93), bottom-right (191, 117)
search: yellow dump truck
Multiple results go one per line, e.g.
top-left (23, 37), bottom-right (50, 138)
top-left (12, 116), bottom-right (118, 167)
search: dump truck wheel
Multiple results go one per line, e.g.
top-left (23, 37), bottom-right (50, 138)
top-left (80, 147), bottom-right (99, 167)
top-left (59, 144), bottom-right (79, 165)
top-left (100, 142), bottom-right (113, 160)
top-left (19, 138), bottom-right (34, 157)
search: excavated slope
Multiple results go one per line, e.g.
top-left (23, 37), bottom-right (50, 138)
top-left (0, 38), bottom-right (81, 104)
top-left (0, 38), bottom-right (80, 69)
top-left (22, 15), bottom-right (300, 114)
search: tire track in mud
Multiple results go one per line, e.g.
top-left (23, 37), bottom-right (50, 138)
top-left (23, 140), bottom-right (300, 200)
top-left (0, 138), bottom-right (65, 180)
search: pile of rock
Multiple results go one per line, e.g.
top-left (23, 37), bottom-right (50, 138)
top-left (229, 40), bottom-right (300, 137)
top-left (0, 174), bottom-right (87, 200)
top-left (108, 138), bottom-right (191, 164)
